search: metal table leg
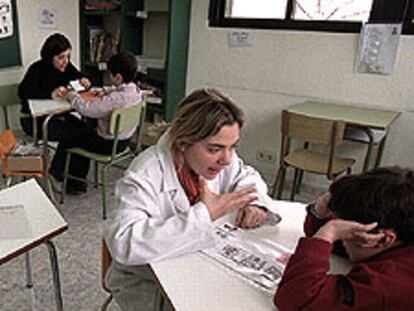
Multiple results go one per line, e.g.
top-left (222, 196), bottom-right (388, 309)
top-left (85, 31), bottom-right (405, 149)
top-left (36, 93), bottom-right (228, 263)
top-left (361, 128), bottom-right (375, 172)
top-left (42, 115), bottom-right (58, 204)
top-left (25, 252), bottom-right (33, 288)
top-left (45, 240), bottom-right (64, 311)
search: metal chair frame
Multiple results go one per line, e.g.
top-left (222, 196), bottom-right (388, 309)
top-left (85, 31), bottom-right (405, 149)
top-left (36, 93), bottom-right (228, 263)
top-left (62, 102), bottom-right (146, 219)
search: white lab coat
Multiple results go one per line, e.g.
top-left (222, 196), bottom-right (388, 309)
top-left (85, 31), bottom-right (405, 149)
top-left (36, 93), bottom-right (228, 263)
top-left (104, 131), bottom-right (276, 266)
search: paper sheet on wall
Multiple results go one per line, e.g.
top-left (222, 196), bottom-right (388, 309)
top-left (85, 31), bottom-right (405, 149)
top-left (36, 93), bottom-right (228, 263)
top-left (201, 223), bottom-right (292, 296)
top-left (0, 0), bottom-right (13, 39)
top-left (357, 23), bottom-right (401, 75)
top-left (0, 205), bottom-right (32, 239)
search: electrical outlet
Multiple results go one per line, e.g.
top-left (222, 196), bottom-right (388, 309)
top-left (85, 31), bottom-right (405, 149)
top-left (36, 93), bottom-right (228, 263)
top-left (256, 149), bottom-right (276, 163)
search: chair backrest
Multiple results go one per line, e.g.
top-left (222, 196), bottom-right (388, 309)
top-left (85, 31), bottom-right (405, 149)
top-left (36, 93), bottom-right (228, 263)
top-left (110, 101), bottom-right (145, 135)
top-left (0, 84), bottom-right (20, 129)
top-left (109, 101), bottom-right (146, 157)
top-left (281, 110), bottom-right (346, 146)
top-left (279, 110), bottom-right (347, 177)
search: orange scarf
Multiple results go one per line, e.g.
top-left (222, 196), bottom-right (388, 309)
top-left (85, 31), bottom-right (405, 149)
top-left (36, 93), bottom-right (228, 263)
top-left (175, 163), bottom-right (201, 205)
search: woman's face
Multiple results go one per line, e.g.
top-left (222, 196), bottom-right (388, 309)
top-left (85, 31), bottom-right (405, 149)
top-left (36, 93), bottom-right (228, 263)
top-left (52, 49), bottom-right (71, 72)
top-left (182, 123), bottom-right (240, 180)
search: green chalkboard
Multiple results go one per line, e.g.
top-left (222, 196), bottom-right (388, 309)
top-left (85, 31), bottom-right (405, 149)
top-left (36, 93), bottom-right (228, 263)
top-left (0, 0), bottom-right (21, 68)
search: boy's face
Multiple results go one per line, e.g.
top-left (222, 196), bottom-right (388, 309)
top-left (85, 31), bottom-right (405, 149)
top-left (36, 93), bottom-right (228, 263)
top-left (109, 73), bottom-right (123, 86)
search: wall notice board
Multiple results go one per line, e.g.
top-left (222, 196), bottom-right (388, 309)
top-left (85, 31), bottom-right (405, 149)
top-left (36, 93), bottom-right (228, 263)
top-left (0, 0), bottom-right (21, 68)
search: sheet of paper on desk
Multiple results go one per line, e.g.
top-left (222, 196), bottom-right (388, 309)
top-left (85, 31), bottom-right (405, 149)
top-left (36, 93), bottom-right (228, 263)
top-left (201, 223), bottom-right (292, 296)
top-left (28, 99), bottom-right (71, 116)
top-left (0, 205), bottom-right (32, 239)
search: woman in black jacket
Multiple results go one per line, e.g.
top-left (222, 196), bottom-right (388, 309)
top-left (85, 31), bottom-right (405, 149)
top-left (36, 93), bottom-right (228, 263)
top-left (19, 33), bottom-right (91, 141)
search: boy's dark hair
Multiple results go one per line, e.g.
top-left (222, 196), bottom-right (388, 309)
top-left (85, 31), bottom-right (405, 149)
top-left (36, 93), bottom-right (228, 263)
top-left (107, 51), bottom-right (137, 83)
top-left (41, 33), bottom-right (72, 63)
top-left (328, 166), bottom-right (414, 243)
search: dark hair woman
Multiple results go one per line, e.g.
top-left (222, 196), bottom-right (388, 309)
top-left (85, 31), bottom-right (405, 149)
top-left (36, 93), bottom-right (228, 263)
top-left (18, 33), bottom-right (91, 141)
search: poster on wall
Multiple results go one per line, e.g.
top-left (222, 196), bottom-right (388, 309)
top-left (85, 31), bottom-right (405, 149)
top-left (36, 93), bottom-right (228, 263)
top-left (0, 0), bottom-right (13, 39)
top-left (39, 8), bottom-right (57, 29)
top-left (356, 23), bottom-right (402, 75)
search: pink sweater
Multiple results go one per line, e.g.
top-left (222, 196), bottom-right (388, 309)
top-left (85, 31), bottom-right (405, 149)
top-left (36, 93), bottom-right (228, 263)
top-left (66, 82), bottom-right (142, 140)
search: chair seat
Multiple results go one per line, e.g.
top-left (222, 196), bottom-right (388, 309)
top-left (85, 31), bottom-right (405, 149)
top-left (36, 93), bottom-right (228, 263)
top-left (67, 146), bottom-right (131, 163)
top-left (285, 148), bottom-right (355, 176)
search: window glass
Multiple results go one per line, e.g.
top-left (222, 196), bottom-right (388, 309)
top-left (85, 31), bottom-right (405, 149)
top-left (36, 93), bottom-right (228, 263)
top-left (226, 0), bottom-right (288, 19)
top-left (293, 0), bottom-right (373, 22)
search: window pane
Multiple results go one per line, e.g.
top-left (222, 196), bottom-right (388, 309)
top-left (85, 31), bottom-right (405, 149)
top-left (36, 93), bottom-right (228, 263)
top-left (293, 0), bottom-right (373, 22)
top-left (226, 0), bottom-right (288, 19)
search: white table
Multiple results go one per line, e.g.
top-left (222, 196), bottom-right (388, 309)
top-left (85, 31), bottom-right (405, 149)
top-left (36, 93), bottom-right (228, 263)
top-left (0, 179), bottom-right (68, 310)
top-left (151, 201), bottom-right (351, 311)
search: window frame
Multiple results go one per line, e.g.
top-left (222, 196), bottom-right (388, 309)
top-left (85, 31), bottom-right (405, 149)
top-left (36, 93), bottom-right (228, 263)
top-left (209, 0), bottom-right (414, 34)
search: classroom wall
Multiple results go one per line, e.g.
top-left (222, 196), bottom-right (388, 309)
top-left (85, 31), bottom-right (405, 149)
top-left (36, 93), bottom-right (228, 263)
top-left (0, 0), bottom-right (79, 131)
top-left (0, 0), bottom-right (79, 85)
top-left (186, 0), bottom-right (414, 189)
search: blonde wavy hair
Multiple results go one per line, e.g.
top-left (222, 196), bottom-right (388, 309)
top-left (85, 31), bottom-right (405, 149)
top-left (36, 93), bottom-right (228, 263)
top-left (167, 88), bottom-right (245, 155)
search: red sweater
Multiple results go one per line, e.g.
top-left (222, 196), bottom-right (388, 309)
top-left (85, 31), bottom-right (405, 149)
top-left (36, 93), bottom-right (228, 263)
top-left (274, 214), bottom-right (414, 311)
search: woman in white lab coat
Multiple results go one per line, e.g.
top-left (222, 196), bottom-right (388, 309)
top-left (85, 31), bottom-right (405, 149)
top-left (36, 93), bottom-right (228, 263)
top-left (104, 88), bottom-right (279, 311)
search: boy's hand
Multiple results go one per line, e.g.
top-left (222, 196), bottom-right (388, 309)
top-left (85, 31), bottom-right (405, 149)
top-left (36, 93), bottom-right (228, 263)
top-left (235, 205), bottom-right (268, 229)
top-left (313, 192), bottom-right (332, 218)
top-left (200, 177), bottom-right (258, 221)
top-left (314, 219), bottom-right (384, 245)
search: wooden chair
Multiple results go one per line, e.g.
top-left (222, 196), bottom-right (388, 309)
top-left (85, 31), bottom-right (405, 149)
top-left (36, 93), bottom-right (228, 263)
top-left (271, 110), bottom-right (356, 201)
top-left (62, 102), bottom-right (146, 219)
top-left (0, 84), bottom-right (33, 143)
top-left (101, 240), bottom-right (113, 311)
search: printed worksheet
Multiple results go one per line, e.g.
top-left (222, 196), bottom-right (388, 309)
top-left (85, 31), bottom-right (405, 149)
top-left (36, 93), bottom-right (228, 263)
top-left (201, 223), bottom-right (292, 295)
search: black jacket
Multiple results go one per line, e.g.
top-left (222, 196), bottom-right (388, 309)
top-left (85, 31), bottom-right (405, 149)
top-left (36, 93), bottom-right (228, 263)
top-left (18, 59), bottom-right (84, 113)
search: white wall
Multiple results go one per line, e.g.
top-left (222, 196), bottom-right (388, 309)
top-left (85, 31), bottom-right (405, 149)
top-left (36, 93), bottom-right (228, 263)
top-left (0, 0), bottom-right (79, 85)
top-left (186, 0), bottom-right (414, 189)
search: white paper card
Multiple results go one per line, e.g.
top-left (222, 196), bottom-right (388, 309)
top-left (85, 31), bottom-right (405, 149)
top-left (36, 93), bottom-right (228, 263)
top-left (0, 205), bottom-right (32, 239)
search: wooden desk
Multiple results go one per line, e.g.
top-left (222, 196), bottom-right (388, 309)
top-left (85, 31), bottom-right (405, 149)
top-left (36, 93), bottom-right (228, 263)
top-left (151, 201), bottom-right (351, 311)
top-left (28, 99), bottom-right (72, 202)
top-left (0, 179), bottom-right (68, 310)
top-left (287, 101), bottom-right (401, 171)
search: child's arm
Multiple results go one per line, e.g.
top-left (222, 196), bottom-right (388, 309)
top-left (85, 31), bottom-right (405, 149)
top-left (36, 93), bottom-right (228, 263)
top-left (65, 90), bottom-right (116, 118)
top-left (274, 220), bottom-right (381, 311)
top-left (304, 192), bottom-right (334, 236)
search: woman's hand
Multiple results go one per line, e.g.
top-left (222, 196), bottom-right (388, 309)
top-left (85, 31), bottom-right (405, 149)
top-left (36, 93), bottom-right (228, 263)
top-left (80, 77), bottom-right (91, 90)
top-left (51, 86), bottom-right (69, 99)
top-left (200, 177), bottom-right (258, 221)
top-left (235, 205), bottom-right (268, 229)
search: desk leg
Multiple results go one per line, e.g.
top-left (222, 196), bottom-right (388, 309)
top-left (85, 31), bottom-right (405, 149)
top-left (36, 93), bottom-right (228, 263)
top-left (375, 134), bottom-right (388, 168)
top-left (25, 252), bottom-right (33, 288)
top-left (362, 129), bottom-right (375, 172)
top-left (45, 241), bottom-right (64, 311)
top-left (42, 115), bottom-right (58, 204)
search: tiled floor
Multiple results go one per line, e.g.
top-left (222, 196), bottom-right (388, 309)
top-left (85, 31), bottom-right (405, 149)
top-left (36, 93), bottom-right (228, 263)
top-left (0, 170), bottom-right (322, 311)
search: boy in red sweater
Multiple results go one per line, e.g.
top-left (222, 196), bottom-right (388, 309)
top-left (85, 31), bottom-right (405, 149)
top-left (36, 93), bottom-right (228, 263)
top-left (274, 166), bottom-right (414, 311)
